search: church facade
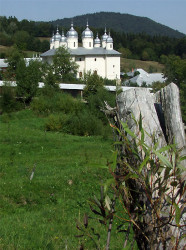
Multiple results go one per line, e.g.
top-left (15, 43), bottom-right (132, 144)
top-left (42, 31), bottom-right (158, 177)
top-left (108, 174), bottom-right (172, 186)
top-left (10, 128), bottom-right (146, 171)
top-left (41, 22), bottom-right (121, 80)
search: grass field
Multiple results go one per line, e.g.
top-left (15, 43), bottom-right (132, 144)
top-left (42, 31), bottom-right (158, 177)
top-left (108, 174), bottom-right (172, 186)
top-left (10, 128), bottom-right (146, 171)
top-left (0, 109), bottom-right (136, 249)
top-left (121, 57), bottom-right (164, 73)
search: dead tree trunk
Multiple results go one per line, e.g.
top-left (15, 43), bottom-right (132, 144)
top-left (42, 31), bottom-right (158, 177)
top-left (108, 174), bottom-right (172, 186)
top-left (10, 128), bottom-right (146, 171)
top-left (115, 83), bottom-right (186, 250)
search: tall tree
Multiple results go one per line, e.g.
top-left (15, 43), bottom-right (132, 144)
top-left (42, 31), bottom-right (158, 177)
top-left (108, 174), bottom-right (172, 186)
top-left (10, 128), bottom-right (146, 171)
top-left (52, 46), bottom-right (78, 82)
top-left (5, 46), bottom-right (24, 80)
top-left (16, 59), bottom-right (42, 104)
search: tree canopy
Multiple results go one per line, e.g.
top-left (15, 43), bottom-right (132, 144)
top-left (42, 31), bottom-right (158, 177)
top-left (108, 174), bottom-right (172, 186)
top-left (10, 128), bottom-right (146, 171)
top-left (52, 46), bottom-right (78, 82)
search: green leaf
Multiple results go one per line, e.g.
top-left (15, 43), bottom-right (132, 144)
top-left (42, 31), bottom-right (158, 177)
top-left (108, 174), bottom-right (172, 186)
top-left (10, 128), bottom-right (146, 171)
top-left (173, 203), bottom-right (181, 225)
top-left (104, 178), bottom-right (115, 193)
top-left (152, 149), bottom-right (173, 169)
top-left (138, 155), bottom-right (150, 173)
top-left (105, 195), bottom-right (111, 211)
top-left (111, 151), bottom-right (118, 171)
top-left (158, 145), bottom-right (172, 153)
top-left (121, 121), bottom-right (136, 139)
top-left (139, 113), bottom-right (143, 131)
top-left (178, 155), bottom-right (186, 162)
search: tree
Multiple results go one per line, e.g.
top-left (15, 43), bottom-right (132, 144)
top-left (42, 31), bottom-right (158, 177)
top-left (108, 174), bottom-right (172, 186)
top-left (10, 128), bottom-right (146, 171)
top-left (52, 46), bottom-right (78, 82)
top-left (16, 59), bottom-right (42, 104)
top-left (163, 55), bottom-right (186, 122)
top-left (5, 46), bottom-right (24, 80)
top-left (42, 69), bottom-right (59, 97)
top-left (83, 72), bottom-right (105, 99)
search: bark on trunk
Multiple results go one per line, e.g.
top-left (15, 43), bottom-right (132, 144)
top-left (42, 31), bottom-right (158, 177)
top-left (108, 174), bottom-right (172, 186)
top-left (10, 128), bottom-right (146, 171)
top-left (115, 83), bottom-right (186, 250)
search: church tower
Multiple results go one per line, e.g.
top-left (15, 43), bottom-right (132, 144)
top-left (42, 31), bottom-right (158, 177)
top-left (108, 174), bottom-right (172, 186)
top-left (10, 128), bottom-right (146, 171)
top-left (101, 27), bottom-right (108, 48)
top-left (94, 33), bottom-right (101, 48)
top-left (82, 21), bottom-right (94, 49)
top-left (106, 32), bottom-right (113, 50)
top-left (54, 26), bottom-right (61, 49)
top-left (59, 31), bottom-right (67, 48)
top-left (66, 22), bottom-right (78, 49)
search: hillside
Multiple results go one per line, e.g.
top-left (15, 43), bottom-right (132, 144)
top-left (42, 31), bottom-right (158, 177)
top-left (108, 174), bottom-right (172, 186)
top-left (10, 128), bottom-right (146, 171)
top-left (50, 12), bottom-right (185, 38)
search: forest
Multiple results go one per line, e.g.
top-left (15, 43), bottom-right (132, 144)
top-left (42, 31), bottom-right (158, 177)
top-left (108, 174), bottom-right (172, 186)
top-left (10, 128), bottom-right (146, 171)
top-left (0, 15), bottom-right (186, 62)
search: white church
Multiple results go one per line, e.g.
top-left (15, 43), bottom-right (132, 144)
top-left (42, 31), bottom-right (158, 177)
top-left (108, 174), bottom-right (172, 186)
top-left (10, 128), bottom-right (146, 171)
top-left (41, 22), bottom-right (121, 80)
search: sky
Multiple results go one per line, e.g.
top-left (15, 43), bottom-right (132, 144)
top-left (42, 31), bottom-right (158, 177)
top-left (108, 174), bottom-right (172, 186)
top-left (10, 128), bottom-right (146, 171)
top-left (0, 0), bottom-right (186, 34)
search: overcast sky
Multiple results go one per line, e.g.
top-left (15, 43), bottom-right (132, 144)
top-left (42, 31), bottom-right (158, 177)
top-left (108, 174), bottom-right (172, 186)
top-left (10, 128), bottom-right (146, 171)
top-left (0, 0), bottom-right (185, 34)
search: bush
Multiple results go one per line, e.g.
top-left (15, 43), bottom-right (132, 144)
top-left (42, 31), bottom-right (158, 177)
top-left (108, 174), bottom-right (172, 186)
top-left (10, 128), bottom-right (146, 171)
top-left (64, 111), bottom-right (104, 136)
top-left (31, 92), bottom-right (83, 115)
top-left (0, 84), bottom-right (23, 114)
top-left (45, 114), bottom-right (65, 131)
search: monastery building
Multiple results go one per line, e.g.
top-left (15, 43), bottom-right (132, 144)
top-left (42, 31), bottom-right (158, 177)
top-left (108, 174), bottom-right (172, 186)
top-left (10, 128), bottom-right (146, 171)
top-left (41, 22), bottom-right (121, 80)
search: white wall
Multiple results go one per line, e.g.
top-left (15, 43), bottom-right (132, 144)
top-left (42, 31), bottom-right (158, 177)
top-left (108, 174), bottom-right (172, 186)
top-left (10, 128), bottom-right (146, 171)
top-left (105, 56), bottom-right (120, 80)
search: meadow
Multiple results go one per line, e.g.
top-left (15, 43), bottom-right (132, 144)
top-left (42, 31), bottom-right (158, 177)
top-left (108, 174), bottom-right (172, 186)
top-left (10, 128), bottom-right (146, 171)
top-left (0, 108), bottom-right (136, 249)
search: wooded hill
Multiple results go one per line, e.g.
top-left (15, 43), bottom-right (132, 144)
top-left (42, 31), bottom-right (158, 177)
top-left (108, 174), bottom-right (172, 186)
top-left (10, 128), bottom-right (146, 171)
top-left (50, 12), bottom-right (185, 38)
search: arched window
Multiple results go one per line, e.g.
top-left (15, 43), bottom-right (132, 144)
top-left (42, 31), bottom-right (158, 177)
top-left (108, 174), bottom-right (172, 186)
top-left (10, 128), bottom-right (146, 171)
top-left (94, 70), bottom-right (97, 75)
top-left (94, 58), bottom-right (97, 61)
top-left (79, 72), bottom-right (83, 78)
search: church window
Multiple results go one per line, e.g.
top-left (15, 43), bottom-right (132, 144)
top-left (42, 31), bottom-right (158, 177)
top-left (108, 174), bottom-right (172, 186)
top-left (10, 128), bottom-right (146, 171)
top-left (110, 44), bottom-right (112, 49)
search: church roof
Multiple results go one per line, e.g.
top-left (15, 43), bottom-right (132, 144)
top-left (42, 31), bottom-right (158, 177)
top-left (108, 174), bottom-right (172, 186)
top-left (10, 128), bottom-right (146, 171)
top-left (41, 47), bottom-right (121, 57)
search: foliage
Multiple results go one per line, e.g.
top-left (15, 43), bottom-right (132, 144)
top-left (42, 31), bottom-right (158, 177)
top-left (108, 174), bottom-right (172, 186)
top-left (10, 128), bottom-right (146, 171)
top-left (16, 59), bottom-right (43, 104)
top-left (150, 81), bottom-right (168, 93)
top-left (52, 46), bottom-right (78, 82)
top-left (42, 68), bottom-right (59, 97)
top-left (77, 114), bottom-right (186, 249)
top-left (83, 72), bottom-right (105, 99)
top-left (31, 92), bottom-right (83, 115)
top-left (163, 55), bottom-right (186, 123)
top-left (4, 46), bottom-right (24, 80)
top-left (0, 83), bottom-right (23, 113)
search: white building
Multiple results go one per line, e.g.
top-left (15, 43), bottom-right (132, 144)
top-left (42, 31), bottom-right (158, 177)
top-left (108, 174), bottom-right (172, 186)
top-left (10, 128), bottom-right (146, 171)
top-left (41, 22), bottom-right (121, 80)
top-left (125, 69), bottom-right (166, 86)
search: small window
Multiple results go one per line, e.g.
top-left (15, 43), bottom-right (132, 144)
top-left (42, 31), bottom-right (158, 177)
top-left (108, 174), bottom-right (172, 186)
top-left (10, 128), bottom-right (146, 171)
top-left (94, 70), bottom-right (97, 75)
top-left (89, 42), bottom-right (91, 47)
top-left (94, 58), bottom-right (97, 61)
top-left (74, 42), bottom-right (76, 47)
top-left (113, 65), bottom-right (115, 68)
top-left (79, 58), bottom-right (82, 61)
top-left (79, 72), bottom-right (83, 78)
top-left (110, 44), bottom-right (112, 49)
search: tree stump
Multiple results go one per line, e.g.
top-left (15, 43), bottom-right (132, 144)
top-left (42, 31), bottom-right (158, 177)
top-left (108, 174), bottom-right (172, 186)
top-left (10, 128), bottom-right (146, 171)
top-left (115, 83), bottom-right (186, 249)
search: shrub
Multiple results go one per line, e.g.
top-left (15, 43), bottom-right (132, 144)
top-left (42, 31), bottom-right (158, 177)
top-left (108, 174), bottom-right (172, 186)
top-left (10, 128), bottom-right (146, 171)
top-left (0, 84), bottom-right (23, 114)
top-left (63, 111), bottom-right (104, 136)
top-left (45, 114), bottom-right (64, 131)
top-left (31, 92), bottom-right (83, 115)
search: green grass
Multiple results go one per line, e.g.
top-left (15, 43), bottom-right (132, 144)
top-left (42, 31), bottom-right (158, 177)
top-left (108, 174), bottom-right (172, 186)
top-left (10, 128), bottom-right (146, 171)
top-left (0, 109), bottom-right (137, 249)
top-left (121, 57), bottom-right (164, 73)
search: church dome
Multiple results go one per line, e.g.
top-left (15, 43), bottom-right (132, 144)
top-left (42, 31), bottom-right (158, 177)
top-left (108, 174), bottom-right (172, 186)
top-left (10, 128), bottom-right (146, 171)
top-left (82, 22), bottom-right (93, 38)
top-left (94, 33), bottom-right (101, 44)
top-left (54, 27), bottom-right (61, 41)
top-left (102, 27), bottom-right (109, 41)
top-left (106, 32), bottom-right (113, 43)
top-left (60, 30), bottom-right (67, 42)
top-left (67, 22), bottom-right (78, 38)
